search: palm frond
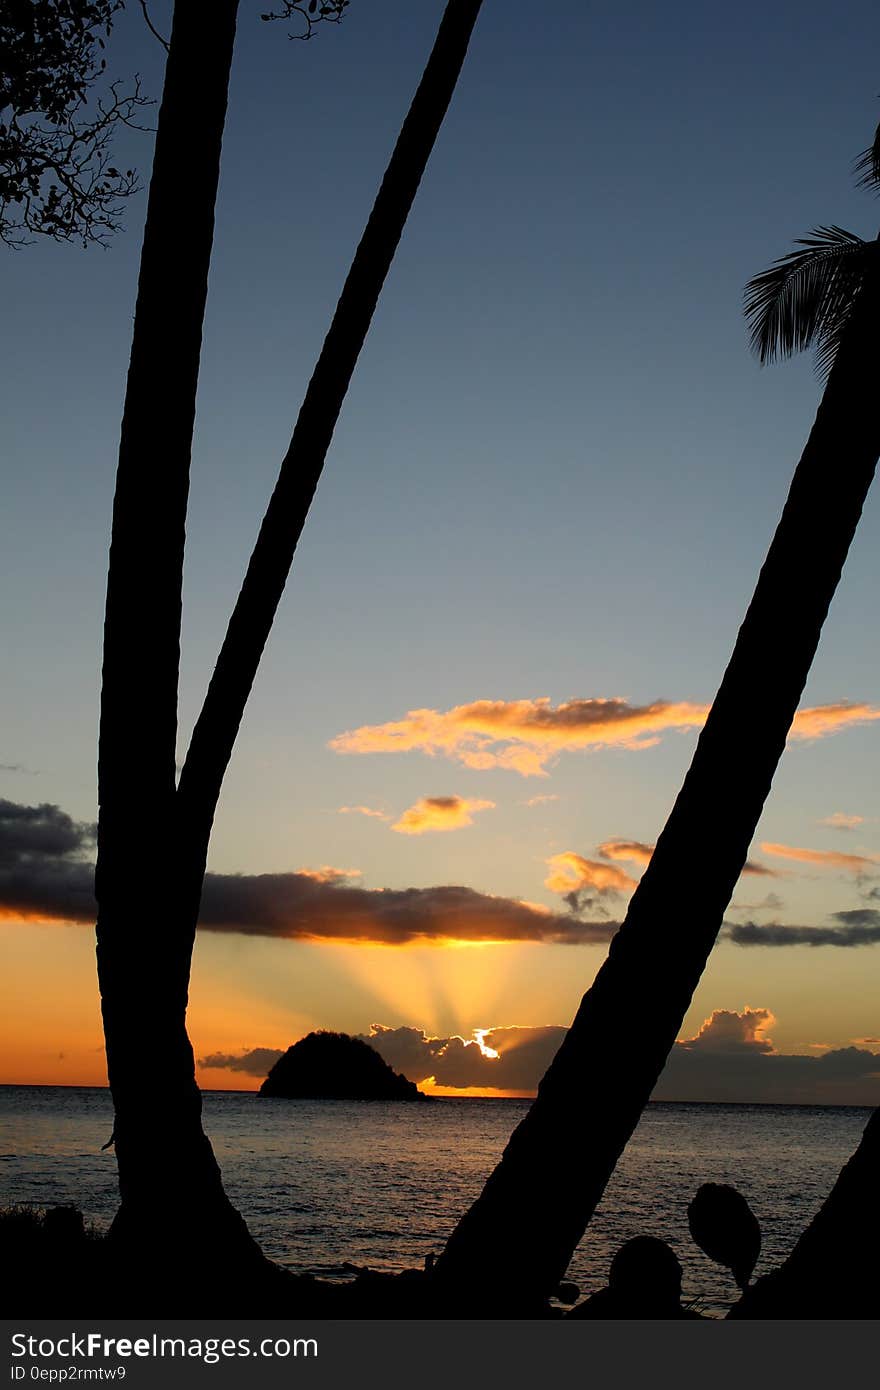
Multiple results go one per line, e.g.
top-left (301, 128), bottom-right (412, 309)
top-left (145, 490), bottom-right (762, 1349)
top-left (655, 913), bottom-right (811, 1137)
top-left (853, 120), bottom-right (880, 190)
top-left (812, 247), bottom-right (872, 377)
top-left (744, 226), bottom-right (868, 372)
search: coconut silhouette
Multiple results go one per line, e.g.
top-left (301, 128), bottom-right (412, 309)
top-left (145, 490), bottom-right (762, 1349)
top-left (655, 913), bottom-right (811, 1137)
top-left (687, 1183), bottom-right (761, 1289)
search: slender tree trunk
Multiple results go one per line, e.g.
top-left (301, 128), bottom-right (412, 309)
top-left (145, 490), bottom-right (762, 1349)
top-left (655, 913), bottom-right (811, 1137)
top-left (434, 277), bottom-right (880, 1312)
top-left (728, 1106), bottom-right (880, 1318)
top-left (95, 0), bottom-right (246, 1265)
top-left (177, 0), bottom-right (484, 871)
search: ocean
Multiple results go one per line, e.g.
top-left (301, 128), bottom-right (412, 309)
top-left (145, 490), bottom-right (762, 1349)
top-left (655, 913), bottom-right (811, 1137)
top-left (0, 1085), bottom-right (870, 1317)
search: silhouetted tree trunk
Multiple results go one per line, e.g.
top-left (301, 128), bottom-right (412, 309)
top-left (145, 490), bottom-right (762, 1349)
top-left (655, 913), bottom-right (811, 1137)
top-left (96, 0), bottom-right (484, 1287)
top-left (176, 0), bottom-right (484, 866)
top-left (434, 273), bottom-right (880, 1313)
top-left (94, 0), bottom-right (249, 1270)
top-left (728, 1105), bottom-right (879, 1318)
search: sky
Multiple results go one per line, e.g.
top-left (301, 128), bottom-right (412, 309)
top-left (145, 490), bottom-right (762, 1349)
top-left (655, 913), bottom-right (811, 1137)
top-left (2, 0), bottom-right (880, 1102)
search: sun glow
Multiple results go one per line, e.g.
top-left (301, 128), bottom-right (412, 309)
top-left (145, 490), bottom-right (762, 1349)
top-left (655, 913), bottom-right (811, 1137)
top-left (419, 1077), bottom-right (534, 1099)
top-left (473, 1028), bottom-right (500, 1059)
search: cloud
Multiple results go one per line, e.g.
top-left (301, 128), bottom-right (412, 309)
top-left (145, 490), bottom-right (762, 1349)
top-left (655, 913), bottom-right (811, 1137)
top-left (0, 800), bottom-right (97, 923)
top-left (193, 875), bottom-right (616, 946)
top-left (521, 794), bottom-right (559, 807)
top-left (788, 703), bottom-right (880, 740)
top-left (677, 1006), bottom-right (775, 1053)
top-left (819, 812), bottom-right (865, 831)
top-left (359, 1023), bottom-right (567, 1091)
top-left (391, 795), bottom-right (495, 836)
top-left (337, 805), bottom-right (389, 820)
top-left (330, 696), bottom-right (880, 777)
top-left (760, 842), bottom-right (879, 873)
top-left (330, 697), bottom-right (705, 776)
top-left (0, 800), bottom-right (615, 945)
top-left (203, 1010), bottom-right (880, 1104)
top-left (586, 843), bottom-right (794, 891)
top-left (296, 866), bottom-right (362, 884)
top-left (199, 1047), bottom-right (284, 1076)
top-left (5, 796), bottom-right (880, 953)
top-left (725, 912), bottom-right (880, 947)
top-left (832, 907), bottom-right (880, 928)
top-left (727, 891), bottom-right (785, 913)
top-left (544, 845), bottom-right (633, 900)
top-left (597, 839), bottom-right (654, 868)
top-left (0, 799), bottom-right (95, 865)
top-left (741, 859), bottom-right (777, 877)
top-left (657, 1008), bottom-right (880, 1104)
top-left (598, 838), bottom-right (775, 880)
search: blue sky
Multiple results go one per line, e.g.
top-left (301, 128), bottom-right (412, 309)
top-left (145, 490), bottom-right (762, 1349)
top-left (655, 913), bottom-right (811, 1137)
top-left (2, 0), bottom-right (880, 1095)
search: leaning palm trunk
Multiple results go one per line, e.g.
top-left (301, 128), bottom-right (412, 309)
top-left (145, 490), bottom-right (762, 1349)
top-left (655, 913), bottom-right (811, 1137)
top-left (435, 268), bottom-right (880, 1311)
top-left (95, 0), bottom-right (245, 1263)
top-left (727, 1106), bottom-right (880, 1318)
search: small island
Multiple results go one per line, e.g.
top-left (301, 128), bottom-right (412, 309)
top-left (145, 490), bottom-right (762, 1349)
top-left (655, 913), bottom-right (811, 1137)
top-left (259, 1030), bottom-right (428, 1101)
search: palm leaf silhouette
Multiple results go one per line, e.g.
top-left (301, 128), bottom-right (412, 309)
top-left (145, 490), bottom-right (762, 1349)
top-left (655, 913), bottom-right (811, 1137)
top-left (743, 226), bottom-right (871, 375)
top-left (853, 118), bottom-right (880, 189)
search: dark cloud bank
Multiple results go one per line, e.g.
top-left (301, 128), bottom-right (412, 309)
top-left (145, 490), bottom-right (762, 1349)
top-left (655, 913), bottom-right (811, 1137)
top-left (3, 798), bottom-right (880, 948)
top-left (0, 798), bottom-right (610, 945)
top-left (0, 799), bottom-right (97, 922)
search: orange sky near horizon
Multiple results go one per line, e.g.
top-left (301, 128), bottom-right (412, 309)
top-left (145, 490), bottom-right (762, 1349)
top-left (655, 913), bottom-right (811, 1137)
top-left (3, 912), bottom-right (879, 1102)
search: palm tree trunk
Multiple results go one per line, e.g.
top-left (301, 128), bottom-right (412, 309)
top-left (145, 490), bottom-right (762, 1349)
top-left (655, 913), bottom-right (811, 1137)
top-left (97, 0), bottom-right (484, 1281)
top-left (176, 0), bottom-right (484, 875)
top-left (95, 0), bottom-right (246, 1263)
top-left (434, 276), bottom-right (880, 1312)
top-left (728, 1105), bottom-right (879, 1318)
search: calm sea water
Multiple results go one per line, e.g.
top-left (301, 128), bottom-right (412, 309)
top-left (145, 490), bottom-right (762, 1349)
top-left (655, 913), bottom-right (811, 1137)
top-left (0, 1086), bottom-right (870, 1316)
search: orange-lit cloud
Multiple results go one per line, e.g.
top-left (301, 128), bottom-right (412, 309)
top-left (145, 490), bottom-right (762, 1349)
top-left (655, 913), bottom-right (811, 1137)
top-left (391, 795), bottom-right (495, 836)
top-left (338, 805), bottom-right (389, 820)
top-left (760, 842), bottom-right (879, 873)
top-left (522, 794), bottom-right (559, 807)
top-left (330, 697), bottom-right (706, 775)
top-left (330, 696), bottom-right (880, 776)
top-left (819, 812), bottom-right (865, 831)
top-left (597, 839), bottom-right (654, 868)
top-left (544, 851), bottom-right (637, 897)
top-left (789, 703), bottom-right (880, 740)
top-left (297, 865), bottom-right (362, 884)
